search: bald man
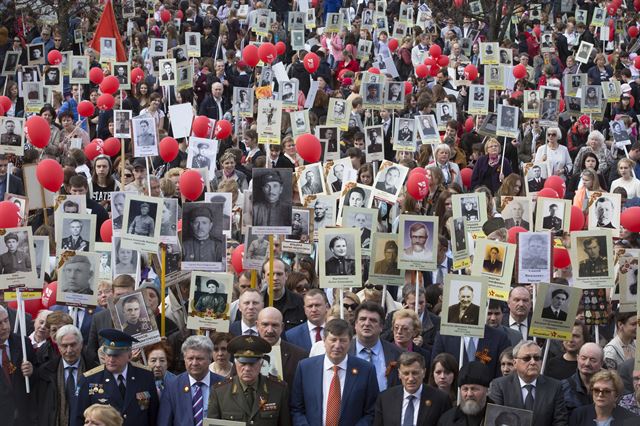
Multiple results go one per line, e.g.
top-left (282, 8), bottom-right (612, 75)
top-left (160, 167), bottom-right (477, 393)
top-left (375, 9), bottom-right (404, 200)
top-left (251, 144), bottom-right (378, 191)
top-left (561, 342), bottom-right (604, 415)
top-left (257, 307), bottom-right (308, 387)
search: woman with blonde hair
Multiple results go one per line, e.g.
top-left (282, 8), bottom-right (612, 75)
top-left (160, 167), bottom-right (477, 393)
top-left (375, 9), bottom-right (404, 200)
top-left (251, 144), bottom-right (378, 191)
top-left (610, 158), bottom-right (640, 198)
top-left (83, 404), bottom-right (123, 426)
top-left (471, 138), bottom-right (513, 194)
top-left (428, 143), bottom-right (462, 187)
top-left (569, 370), bottom-right (634, 424)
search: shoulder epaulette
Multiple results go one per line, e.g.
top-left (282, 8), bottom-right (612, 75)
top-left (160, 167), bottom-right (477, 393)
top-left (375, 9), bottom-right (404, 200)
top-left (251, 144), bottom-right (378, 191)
top-left (83, 365), bottom-right (105, 377)
top-left (214, 376), bottom-right (234, 388)
top-left (131, 362), bottom-right (152, 371)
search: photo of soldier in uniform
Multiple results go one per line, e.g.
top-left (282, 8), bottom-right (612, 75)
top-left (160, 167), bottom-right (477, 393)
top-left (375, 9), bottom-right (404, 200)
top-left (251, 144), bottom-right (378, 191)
top-left (132, 117), bottom-right (158, 157)
top-left (0, 117), bottom-right (24, 152)
top-left (181, 203), bottom-right (226, 271)
top-left (542, 202), bottom-right (564, 235)
top-left (59, 254), bottom-right (96, 295)
top-left (541, 287), bottom-right (569, 321)
top-left (194, 277), bottom-right (227, 314)
top-left (60, 216), bottom-right (92, 252)
top-left (126, 201), bottom-right (157, 237)
top-left (577, 236), bottom-right (609, 277)
top-left (252, 169), bottom-right (293, 232)
top-left (0, 231), bottom-right (32, 275)
top-left (113, 110), bottom-right (132, 139)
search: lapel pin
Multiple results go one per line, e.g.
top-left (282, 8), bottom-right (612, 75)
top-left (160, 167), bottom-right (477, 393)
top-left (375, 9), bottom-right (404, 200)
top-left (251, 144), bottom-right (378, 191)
top-left (425, 400), bottom-right (432, 406)
top-left (351, 368), bottom-right (358, 375)
top-left (184, 386), bottom-right (190, 393)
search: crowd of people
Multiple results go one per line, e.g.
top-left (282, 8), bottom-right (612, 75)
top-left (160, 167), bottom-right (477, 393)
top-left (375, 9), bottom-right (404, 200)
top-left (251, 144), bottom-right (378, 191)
top-left (1, 0), bottom-right (640, 426)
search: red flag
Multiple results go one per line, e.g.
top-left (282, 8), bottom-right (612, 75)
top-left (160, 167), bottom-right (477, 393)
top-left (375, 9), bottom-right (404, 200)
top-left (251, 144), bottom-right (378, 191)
top-left (89, 0), bottom-right (127, 62)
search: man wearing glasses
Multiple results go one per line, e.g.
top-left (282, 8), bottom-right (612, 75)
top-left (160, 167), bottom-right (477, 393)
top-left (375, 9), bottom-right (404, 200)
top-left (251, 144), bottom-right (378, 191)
top-left (488, 341), bottom-right (568, 424)
top-left (402, 222), bottom-right (432, 261)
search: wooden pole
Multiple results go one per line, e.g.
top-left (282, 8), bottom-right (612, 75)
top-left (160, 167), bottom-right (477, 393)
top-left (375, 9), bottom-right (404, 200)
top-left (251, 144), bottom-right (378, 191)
top-left (120, 138), bottom-right (126, 191)
top-left (250, 270), bottom-right (257, 289)
top-left (268, 235), bottom-right (274, 307)
top-left (160, 244), bottom-right (166, 337)
top-left (40, 185), bottom-right (48, 226)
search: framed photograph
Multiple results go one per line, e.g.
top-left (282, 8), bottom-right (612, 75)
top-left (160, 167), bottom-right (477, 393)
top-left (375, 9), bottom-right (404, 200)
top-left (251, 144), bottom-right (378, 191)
top-left (100, 37), bottom-right (117, 61)
top-left (337, 182), bottom-right (374, 219)
top-left (384, 81), bottom-right (405, 110)
top-left (397, 214), bottom-right (438, 271)
top-left (534, 197), bottom-right (571, 236)
top-left (158, 58), bottom-right (177, 87)
top-left (94, 242), bottom-right (112, 280)
top-left (121, 194), bottom-right (162, 252)
top-left (452, 193), bottom-right (488, 233)
top-left (69, 55), bottom-right (89, 84)
top-left (150, 38), bottom-right (168, 57)
top-left (368, 232), bottom-right (404, 286)
top-left (617, 251), bottom-right (638, 313)
top-left (500, 196), bottom-right (533, 230)
top-left (297, 162), bottom-right (327, 199)
top-left (592, 7), bottom-right (606, 27)
top-left (290, 30), bottom-right (305, 51)
top-left (576, 41), bottom-right (594, 64)
top-left (0, 226), bottom-right (37, 289)
top-left (243, 227), bottom-right (270, 269)
top-left (22, 82), bottom-right (43, 113)
top-left (56, 252), bottom-right (100, 307)
top-left (364, 125), bottom-right (385, 163)
top-left (361, 9), bottom-right (374, 30)
top-left (486, 65), bottom-right (505, 90)
top-left (186, 272), bottom-right (232, 331)
top-left (112, 62), bottom-right (130, 90)
top-left (570, 230), bottom-right (614, 288)
top-left (530, 283), bottom-right (582, 340)
top-left (564, 73), bottom-right (587, 97)
top-left (524, 162), bottom-right (548, 194)
top-left (362, 82), bottom-right (383, 110)
top-left (610, 120), bottom-right (630, 148)
top-left (602, 80), bottom-right (621, 102)
top-left (325, 158), bottom-right (354, 195)
top-left (499, 48), bottom-right (513, 65)
top-left (0, 117), bottom-right (25, 155)
top-left (479, 42), bottom-right (499, 64)
top-left (132, 116), bottom-right (158, 157)
top-left (306, 194), bottom-right (338, 239)
top-left (575, 8), bottom-right (588, 25)
top-left (177, 64), bottom-right (193, 91)
top-left (484, 404), bottom-right (532, 426)
top-left (256, 99), bottom-right (282, 145)
top-left (340, 206), bottom-right (377, 252)
top-left (123, 0), bottom-right (135, 17)
top-left (159, 198), bottom-right (179, 244)
top-left (110, 289), bottom-right (161, 347)
top-left (468, 85), bottom-right (489, 115)
top-left (283, 207), bottom-right (314, 253)
top-left (27, 43), bottom-right (45, 65)
top-left (440, 275), bottom-right (488, 338)
top-left (288, 11), bottom-right (306, 30)
top-left (1, 51), bottom-right (20, 76)
top-left (469, 1), bottom-right (482, 14)
top-left (185, 32), bottom-right (201, 57)
top-left (581, 85), bottom-right (602, 113)
top-left (290, 110), bottom-right (310, 138)
top-left (4, 193), bottom-right (28, 226)
top-left (588, 193), bottom-right (621, 236)
top-left (251, 168), bottom-right (293, 235)
top-left (517, 231), bottom-right (552, 284)
top-left (435, 102), bottom-right (456, 130)
top-left (233, 87), bottom-right (254, 118)
top-left (470, 239), bottom-right (516, 301)
top-left (523, 90), bottom-right (540, 118)
top-left (540, 32), bottom-right (555, 53)
top-left (477, 112), bottom-right (498, 137)
top-left (373, 160), bottom-right (409, 203)
top-left (186, 137), bottom-right (218, 178)
top-left (565, 96), bottom-right (582, 116)
top-left (33, 235), bottom-right (49, 283)
top-left (540, 99), bottom-right (560, 127)
top-left (181, 202), bottom-right (226, 271)
top-left (56, 213), bottom-right (96, 253)
top-left (393, 118), bottom-right (416, 152)
top-left (496, 104), bottom-right (519, 138)
top-left (416, 114), bottom-right (439, 143)
top-left (357, 39), bottom-right (372, 60)
top-left (326, 98), bottom-right (351, 131)
top-left (279, 79), bottom-right (298, 109)
top-left (449, 217), bottom-right (470, 270)
top-left (112, 236), bottom-right (140, 279)
top-left (318, 227), bottom-right (362, 288)
top-left (171, 45), bottom-right (188, 64)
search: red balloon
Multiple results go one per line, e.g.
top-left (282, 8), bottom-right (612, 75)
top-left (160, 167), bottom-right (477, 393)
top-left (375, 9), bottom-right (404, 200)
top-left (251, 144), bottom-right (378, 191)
top-left (408, 167), bottom-right (426, 179)
top-left (537, 188), bottom-right (559, 199)
top-left (99, 75), bottom-right (120, 95)
top-left (258, 42), bottom-right (277, 64)
top-left (89, 67), bottom-right (104, 84)
top-left (544, 175), bottom-right (566, 198)
top-left (570, 205), bottom-right (585, 231)
top-left (180, 170), bottom-right (205, 201)
top-left (0, 96), bottom-right (10, 113)
top-left (621, 206), bottom-right (640, 232)
top-left (415, 64), bottom-right (428, 78)
top-left (7, 298), bottom-right (45, 319)
top-left (85, 142), bottom-right (103, 161)
top-left (424, 57), bottom-right (435, 67)
top-left (275, 41), bottom-right (286, 55)
top-left (36, 159), bottom-right (64, 192)
top-left (176, 10), bottom-right (184, 19)
top-left (242, 45), bottom-right (260, 67)
top-left (368, 67), bottom-right (380, 75)
top-left (0, 201), bottom-right (21, 228)
top-left (464, 64), bottom-right (479, 81)
top-left (160, 9), bottom-right (171, 23)
top-left (464, 116), bottom-right (474, 132)
top-left (406, 172), bottom-right (428, 200)
top-left (513, 64), bottom-right (527, 79)
top-left (47, 49), bottom-right (62, 65)
top-left (460, 167), bottom-right (473, 189)
top-left (553, 247), bottom-right (571, 269)
top-left (97, 94), bottom-right (115, 110)
top-left (100, 219), bottom-right (113, 242)
top-left (388, 38), bottom-right (399, 52)
top-left (404, 81), bottom-right (413, 95)
top-left (0, 104), bottom-right (4, 117)
top-left (41, 282), bottom-right (57, 308)
top-left (429, 64), bottom-right (440, 77)
top-left (635, 56), bottom-right (640, 70)
top-left (507, 226), bottom-right (527, 244)
top-left (192, 116), bottom-right (211, 137)
top-left (635, 0), bottom-right (640, 12)
top-left (295, 133), bottom-right (322, 163)
top-left (629, 26), bottom-right (639, 38)
top-left (607, 5), bottom-right (617, 16)
top-left (437, 56), bottom-right (449, 67)
top-left (160, 137), bottom-right (179, 162)
top-left (25, 115), bottom-right (51, 148)
top-left (131, 67), bottom-right (145, 84)
top-left (303, 52), bottom-right (320, 73)
top-left (231, 244), bottom-right (245, 274)
top-left (214, 120), bottom-right (232, 139)
top-left (92, 138), bottom-right (104, 147)
top-left (78, 100), bottom-right (95, 118)
top-left (454, 0), bottom-right (464, 7)
top-left (103, 137), bottom-right (121, 156)
top-left (429, 44), bottom-right (442, 58)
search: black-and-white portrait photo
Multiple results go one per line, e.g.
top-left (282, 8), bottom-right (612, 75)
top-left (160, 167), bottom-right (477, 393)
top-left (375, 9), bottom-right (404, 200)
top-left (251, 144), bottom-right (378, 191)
top-left (318, 126), bottom-right (339, 155)
top-left (503, 199), bottom-right (531, 230)
top-left (60, 214), bottom-right (94, 252)
top-left (324, 234), bottom-right (357, 276)
top-left (27, 43), bottom-right (45, 65)
top-left (385, 81), bottom-right (404, 105)
top-left (111, 192), bottom-right (126, 232)
top-left (0, 117), bottom-right (24, 152)
top-left (193, 276), bottom-right (228, 314)
top-left (234, 87), bottom-right (254, 117)
top-left (181, 203), bottom-right (226, 270)
top-left (252, 169), bottom-right (293, 232)
top-left (342, 208), bottom-right (374, 250)
top-left (526, 164), bottom-right (547, 193)
top-left (541, 287), bottom-right (570, 321)
top-left (460, 195), bottom-right (480, 221)
top-left (158, 59), bottom-right (177, 86)
top-left (590, 195), bottom-right (620, 230)
top-left (187, 137), bottom-right (217, 177)
top-left (374, 163), bottom-right (406, 197)
top-left (122, 195), bottom-right (162, 252)
top-left (542, 201), bottom-right (564, 235)
top-left (394, 118), bottom-right (415, 150)
top-left (112, 291), bottom-right (157, 343)
top-left (114, 110), bottom-right (132, 139)
top-left (172, 45), bottom-right (188, 63)
top-left (43, 67), bottom-right (61, 86)
top-left (518, 232), bottom-right (551, 283)
top-left (482, 245), bottom-right (504, 276)
top-left (112, 237), bottom-right (139, 277)
top-left (280, 80), bottom-right (298, 104)
top-left (286, 208), bottom-right (311, 242)
top-left (400, 220), bottom-right (434, 262)
top-left (100, 37), bottom-right (116, 59)
top-left (452, 217), bottom-right (466, 253)
top-left (1, 51), bottom-right (20, 76)
top-left (610, 120), bottom-right (630, 145)
top-left (70, 56), bottom-right (89, 83)
top-left (259, 66), bottom-right (274, 87)
top-left (363, 82), bottom-right (383, 105)
top-left (59, 254), bottom-right (96, 295)
top-left (436, 102), bottom-right (455, 126)
top-left (298, 163), bottom-right (325, 196)
top-left (132, 116), bottom-right (158, 156)
top-left (150, 38), bottom-right (167, 56)
top-left (126, 200), bottom-right (158, 237)
top-left (577, 236), bottom-right (609, 277)
top-left (497, 104), bottom-right (518, 135)
top-left (447, 284), bottom-right (481, 325)
top-left (0, 230), bottom-right (32, 275)
top-left (484, 404), bottom-right (533, 426)
top-left (417, 114), bottom-right (438, 141)
top-left (365, 125), bottom-right (384, 156)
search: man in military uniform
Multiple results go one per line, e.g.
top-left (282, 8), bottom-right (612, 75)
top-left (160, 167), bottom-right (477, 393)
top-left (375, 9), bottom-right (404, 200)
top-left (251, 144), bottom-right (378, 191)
top-left (248, 234), bottom-right (269, 259)
top-left (373, 240), bottom-right (400, 275)
top-left (207, 335), bottom-right (292, 425)
top-left (192, 142), bottom-right (211, 169)
top-left (73, 329), bottom-right (159, 426)
top-left (579, 237), bottom-right (608, 277)
top-left (253, 171), bottom-right (292, 228)
top-left (61, 219), bottom-right (89, 251)
top-left (520, 233), bottom-right (549, 270)
top-left (0, 120), bottom-right (21, 146)
top-left (0, 232), bottom-right (31, 274)
top-left (127, 202), bottom-right (155, 236)
top-left (61, 255), bottom-right (94, 295)
top-left (398, 120), bottom-right (413, 142)
top-left (182, 206), bottom-right (225, 263)
top-left (300, 170), bottom-right (322, 195)
top-left (121, 296), bottom-right (151, 335)
top-left (136, 120), bottom-right (155, 147)
top-left (542, 203), bottom-right (563, 234)
top-left (195, 279), bottom-right (227, 314)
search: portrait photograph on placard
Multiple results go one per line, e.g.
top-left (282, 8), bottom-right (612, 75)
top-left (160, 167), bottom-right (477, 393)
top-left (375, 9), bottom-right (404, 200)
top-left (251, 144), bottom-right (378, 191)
top-left (602, 79), bottom-right (621, 102)
top-left (530, 283), bottom-right (582, 340)
top-left (5, 193), bottom-right (28, 226)
top-left (132, 116), bottom-right (159, 157)
top-left (289, 110), bottom-right (309, 138)
top-left (283, 207), bottom-right (314, 253)
top-left (33, 236), bottom-right (49, 282)
top-left (523, 90), bottom-right (541, 118)
top-left (57, 213), bottom-right (96, 253)
top-left (476, 112), bottom-right (497, 137)
top-left (122, 194), bottom-right (162, 252)
top-left (535, 197), bottom-right (571, 236)
top-left (187, 137), bottom-right (218, 177)
top-left (486, 65), bottom-right (504, 90)
top-left (570, 230), bottom-right (614, 288)
top-left (0, 117), bottom-right (24, 155)
top-left (100, 37), bottom-right (117, 61)
top-left (111, 63), bottom-right (130, 90)
top-left (257, 99), bottom-right (282, 145)
top-left (480, 42), bottom-right (499, 64)
top-left (317, 126), bottom-right (340, 161)
top-left (588, 193), bottom-right (621, 236)
top-left (468, 85), bottom-right (489, 115)
top-left (1, 51), bottom-right (20, 76)
top-left (94, 242), bottom-right (111, 280)
top-left (337, 182), bottom-right (374, 219)
top-left (0, 226), bottom-right (37, 289)
top-left (109, 289), bottom-right (160, 348)
top-left (56, 252), bottom-right (100, 307)
top-left (244, 227), bottom-right (269, 269)
top-left (297, 162), bottom-right (327, 198)
top-left (159, 198), bottom-right (179, 244)
top-left (617, 252), bottom-right (638, 313)
top-left (306, 194), bottom-right (338, 236)
top-left (501, 196), bottom-right (532, 230)
top-left (23, 82), bottom-right (43, 112)
top-left (43, 66), bottom-right (61, 89)
top-left (484, 404), bottom-right (532, 426)
top-left (362, 82), bottom-right (383, 109)
top-left (517, 232), bottom-right (552, 284)
top-left (373, 160), bottom-right (409, 203)
top-left (326, 98), bottom-right (351, 131)
top-left (251, 168), bottom-right (293, 234)
top-left (233, 87), bottom-right (254, 117)
top-left (185, 31), bottom-right (201, 57)
top-left (393, 118), bottom-right (416, 152)
top-left (435, 102), bottom-right (456, 130)
top-left (397, 215), bottom-right (438, 271)
top-left (326, 157), bottom-right (354, 195)
top-left (524, 163), bottom-right (548, 194)
top-left (576, 41), bottom-right (594, 64)
top-left (581, 85), bottom-right (602, 113)
top-left (450, 217), bottom-right (469, 258)
top-left (279, 79), bottom-right (298, 108)
top-left (610, 120), bottom-right (630, 148)
top-left (187, 272), bottom-right (232, 331)
top-left (564, 73), bottom-right (587, 97)
top-left (452, 193), bottom-right (487, 232)
top-left (440, 275), bottom-right (488, 338)
top-left (368, 232), bottom-right (404, 286)
top-left (384, 81), bottom-right (405, 109)
top-left (69, 55), bottom-right (89, 83)
top-left (364, 125), bottom-right (384, 162)
top-left (158, 58), bottom-right (177, 87)
top-left (496, 105), bottom-right (519, 138)
top-left (150, 38), bottom-right (168, 57)
top-left (470, 239), bottom-right (515, 301)
top-left (318, 227), bottom-right (362, 288)
top-left (113, 110), bottom-right (132, 139)
top-left (416, 114), bottom-right (439, 143)
top-left (181, 202), bottom-right (226, 271)
top-left (340, 206), bottom-right (377, 252)
top-left (27, 43), bottom-right (45, 65)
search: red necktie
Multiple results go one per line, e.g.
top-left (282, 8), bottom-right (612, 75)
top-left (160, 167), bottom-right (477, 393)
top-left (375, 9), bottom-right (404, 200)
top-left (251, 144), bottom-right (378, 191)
top-left (314, 326), bottom-right (322, 342)
top-left (0, 344), bottom-right (12, 386)
top-left (326, 366), bottom-right (341, 426)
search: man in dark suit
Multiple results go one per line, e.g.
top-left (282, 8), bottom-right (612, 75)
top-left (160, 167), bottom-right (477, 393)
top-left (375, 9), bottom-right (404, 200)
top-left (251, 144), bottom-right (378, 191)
top-left (541, 288), bottom-right (569, 321)
top-left (527, 165), bottom-right (545, 192)
top-left (486, 300), bottom-right (522, 347)
top-left (257, 307), bottom-right (308, 387)
top-left (488, 341), bottom-right (568, 424)
top-left (0, 305), bottom-right (37, 426)
top-left (158, 336), bottom-right (225, 426)
top-left (542, 203), bottom-right (563, 233)
top-left (36, 324), bottom-right (97, 426)
top-left (504, 200), bottom-right (530, 230)
top-left (482, 246), bottom-right (503, 274)
top-left (228, 288), bottom-right (263, 336)
top-left (285, 289), bottom-right (329, 352)
top-left (291, 319), bottom-right (379, 426)
top-left (437, 361), bottom-right (493, 425)
top-left (73, 329), bottom-right (160, 426)
top-left (373, 352), bottom-right (451, 426)
top-left (447, 285), bottom-right (480, 325)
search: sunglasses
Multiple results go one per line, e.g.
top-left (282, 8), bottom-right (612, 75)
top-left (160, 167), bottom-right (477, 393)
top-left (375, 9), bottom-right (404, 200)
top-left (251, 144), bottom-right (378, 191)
top-left (547, 133), bottom-right (557, 137)
top-left (518, 355), bottom-right (542, 362)
top-left (124, 173), bottom-right (133, 178)
top-left (364, 283), bottom-right (383, 291)
top-left (343, 303), bottom-right (358, 311)
top-left (592, 387), bottom-right (613, 396)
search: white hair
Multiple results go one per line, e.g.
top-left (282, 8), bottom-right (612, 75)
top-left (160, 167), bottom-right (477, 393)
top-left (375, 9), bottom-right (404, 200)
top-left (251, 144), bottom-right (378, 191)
top-left (55, 324), bottom-right (83, 345)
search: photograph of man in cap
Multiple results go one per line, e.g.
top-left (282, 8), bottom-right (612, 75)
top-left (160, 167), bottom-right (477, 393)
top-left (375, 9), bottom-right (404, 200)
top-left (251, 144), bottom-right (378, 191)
top-left (74, 329), bottom-right (159, 425)
top-left (127, 201), bottom-right (156, 237)
top-left (0, 118), bottom-right (22, 146)
top-left (118, 294), bottom-right (152, 336)
top-left (252, 169), bottom-right (292, 229)
top-left (191, 141), bottom-right (211, 169)
top-left (182, 205), bottom-right (225, 263)
top-left (60, 255), bottom-right (94, 295)
top-left (541, 288), bottom-right (569, 321)
top-left (542, 202), bottom-right (563, 234)
top-left (247, 233), bottom-right (269, 259)
top-left (135, 118), bottom-right (156, 147)
top-left (578, 236), bottom-right (608, 277)
top-left (71, 58), bottom-right (87, 78)
top-left (194, 278), bottom-right (227, 314)
top-left (438, 361), bottom-right (492, 425)
top-left (61, 219), bottom-right (90, 251)
top-left (325, 235), bottom-right (356, 275)
top-left (374, 239), bottom-right (400, 275)
top-left (208, 335), bottom-right (291, 424)
top-left (447, 285), bottom-right (480, 325)
top-left (0, 232), bottom-right (31, 274)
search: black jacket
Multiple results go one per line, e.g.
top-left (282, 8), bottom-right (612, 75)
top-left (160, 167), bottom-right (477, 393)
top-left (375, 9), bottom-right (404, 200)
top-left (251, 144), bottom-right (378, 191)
top-left (0, 334), bottom-right (39, 426)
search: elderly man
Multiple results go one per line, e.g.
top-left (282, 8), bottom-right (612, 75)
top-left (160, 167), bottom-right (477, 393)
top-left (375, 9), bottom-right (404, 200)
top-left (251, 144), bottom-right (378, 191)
top-left (503, 286), bottom-right (532, 341)
top-left (618, 369), bottom-right (640, 414)
top-left (61, 220), bottom-right (89, 251)
top-left (36, 325), bottom-right (97, 426)
top-left (0, 232), bottom-right (31, 274)
top-left (182, 207), bottom-right (225, 263)
top-left (488, 341), bottom-right (568, 424)
top-left (158, 336), bottom-right (225, 426)
top-left (257, 307), bottom-right (308, 386)
top-left (301, 169), bottom-right (323, 195)
top-left (437, 361), bottom-right (493, 425)
top-left (447, 285), bottom-right (480, 325)
top-left (402, 222), bottom-right (432, 261)
top-left (561, 342), bottom-right (604, 415)
top-left (208, 335), bottom-right (291, 424)
top-left (253, 171), bottom-right (291, 227)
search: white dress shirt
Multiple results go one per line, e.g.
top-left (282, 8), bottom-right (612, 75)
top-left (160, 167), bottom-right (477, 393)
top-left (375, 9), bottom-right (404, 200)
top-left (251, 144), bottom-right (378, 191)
top-left (401, 385), bottom-right (422, 426)
top-left (518, 375), bottom-right (537, 403)
top-left (307, 321), bottom-right (325, 344)
top-left (189, 373), bottom-right (211, 416)
top-left (241, 321), bottom-right (258, 336)
top-left (322, 355), bottom-right (348, 426)
top-left (509, 316), bottom-right (529, 341)
top-left (63, 359), bottom-right (81, 383)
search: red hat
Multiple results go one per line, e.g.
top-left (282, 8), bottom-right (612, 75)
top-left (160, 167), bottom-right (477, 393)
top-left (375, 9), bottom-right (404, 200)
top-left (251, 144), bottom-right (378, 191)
top-left (578, 115), bottom-right (590, 128)
top-left (342, 77), bottom-right (353, 86)
top-left (236, 60), bottom-right (247, 70)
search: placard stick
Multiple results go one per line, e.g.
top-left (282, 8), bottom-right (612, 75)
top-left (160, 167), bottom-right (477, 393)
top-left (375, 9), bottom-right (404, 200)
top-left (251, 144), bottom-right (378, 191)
top-left (250, 270), bottom-right (257, 289)
top-left (268, 235), bottom-right (275, 307)
top-left (339, 288), bottom-right (344, 320)
top-left (500, 137), bottom-right (507, 177)
top-left (160, 244), bottom-right (166, 337)
top-left (457, 338), bottom-right (464, 404)
top-left (120, 138), bottom-right (126, 190)
top-left (40, 185), bottom-right (49, 226)
top-left (540, 338), bottom-right (551, 375)
top-left (16, 289), bottom-right (30, 393)
top-left (415, 270), bottom-right (419, 313)
top-left (146, 157), bottom-right (152, 196)
top-left (595, 325), bottom-right (600, 346)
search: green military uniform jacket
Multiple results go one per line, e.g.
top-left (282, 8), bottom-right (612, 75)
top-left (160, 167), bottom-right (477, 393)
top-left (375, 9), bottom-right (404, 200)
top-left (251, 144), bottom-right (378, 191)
top-left (208, 374), bottom-right (291, 426)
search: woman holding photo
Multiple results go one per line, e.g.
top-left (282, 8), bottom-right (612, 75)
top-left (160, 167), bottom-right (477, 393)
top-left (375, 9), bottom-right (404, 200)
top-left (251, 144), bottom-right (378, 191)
top-left (534, 127), bottom-right (572, 180)
top-left (471, 138), bottom-right (513, 194)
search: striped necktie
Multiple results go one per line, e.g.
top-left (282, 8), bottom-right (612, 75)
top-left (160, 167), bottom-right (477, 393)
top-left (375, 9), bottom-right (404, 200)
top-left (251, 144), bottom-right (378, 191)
top-left (192, 382), bottom-right (204, 426)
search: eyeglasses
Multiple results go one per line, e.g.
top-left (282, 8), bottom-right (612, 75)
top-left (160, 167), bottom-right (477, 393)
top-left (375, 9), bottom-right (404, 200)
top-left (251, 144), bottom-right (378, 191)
top-left (518, 355), bottom-right (542, 362)
top-left (364, 283), bottom-right (383, 291)
top-left (124, 173), bottom-right (133, 178)
top-left (342, 303), bottom-right (358, 311)
top-left (592, 387), bottom-right (613, 396)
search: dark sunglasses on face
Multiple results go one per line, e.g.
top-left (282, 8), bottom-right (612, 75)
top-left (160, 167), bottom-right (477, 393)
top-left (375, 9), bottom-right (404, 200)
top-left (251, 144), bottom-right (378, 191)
top-left (518, 355), bottom-right (542, 362)
top-left (343, 303), bottom-right (358, 311)
top-left (364, 283), bottom-right (383, 291)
